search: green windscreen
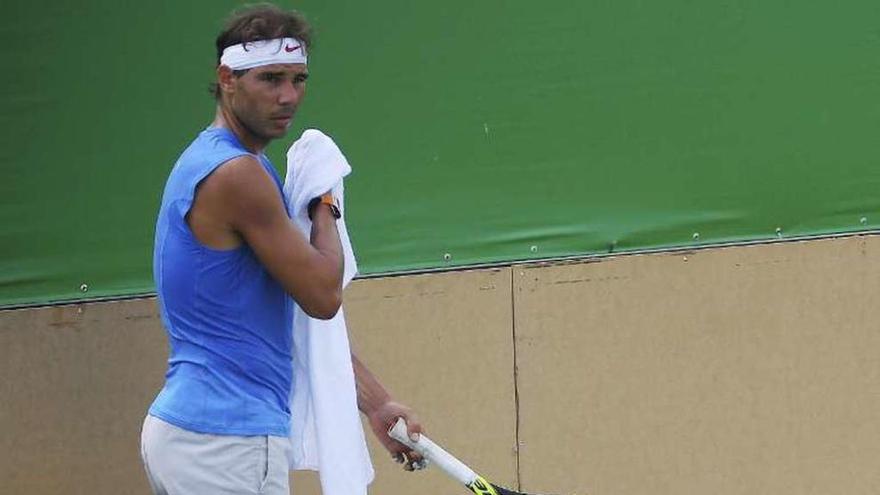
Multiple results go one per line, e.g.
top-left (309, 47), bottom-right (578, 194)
top-left (3, 1), bottom-right (880, 307)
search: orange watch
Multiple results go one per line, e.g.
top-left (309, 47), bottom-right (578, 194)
top-left (307, 193), bottom-right (341, 220)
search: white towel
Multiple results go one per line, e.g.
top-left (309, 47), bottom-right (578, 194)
top-left (283, 129), bottom-right (374, 495)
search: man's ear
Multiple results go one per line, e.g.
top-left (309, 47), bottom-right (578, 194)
top-left (217, 65), bottom-right (236, 96)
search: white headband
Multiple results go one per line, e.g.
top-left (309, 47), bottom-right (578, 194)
top-left (220, 37), bottom-right (307, 70)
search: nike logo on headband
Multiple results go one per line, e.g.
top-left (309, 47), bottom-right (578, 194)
top-left (285, 44), bottom-right (301, 53)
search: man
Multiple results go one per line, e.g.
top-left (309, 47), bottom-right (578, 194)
top-left (141, 5), bottom-right (423, 494)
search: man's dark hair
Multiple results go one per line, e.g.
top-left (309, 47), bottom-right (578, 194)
top-left (211, 3), bottom-right (313, 99)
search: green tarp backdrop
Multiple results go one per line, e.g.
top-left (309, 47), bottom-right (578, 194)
top-left (2, 1), bottom-right (880, 307)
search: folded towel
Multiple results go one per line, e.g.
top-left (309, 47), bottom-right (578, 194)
top-left (284, 129), bottom-right (374, 495)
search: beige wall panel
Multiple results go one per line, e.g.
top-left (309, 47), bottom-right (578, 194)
top-left (514, 236), bottom-right (880, 495)
top-left (0, 298), bottom-right (167, 495)
top-left (1, 267), bottom-right (517, 495)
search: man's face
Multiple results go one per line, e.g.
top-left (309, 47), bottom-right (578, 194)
top-left (228, 63), bottom-right (308, 142)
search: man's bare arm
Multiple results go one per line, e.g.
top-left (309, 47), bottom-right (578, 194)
top-left (207, 156), bottom-right (343, 318)
top-left (353, 352), bottom-right (393, 415)
top-left (352, 352), bottom-right (425, 469)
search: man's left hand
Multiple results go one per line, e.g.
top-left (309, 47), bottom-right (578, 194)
top-left (366, 400), bottom-right (427, 471)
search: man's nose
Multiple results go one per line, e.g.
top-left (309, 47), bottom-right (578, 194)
top-left (278, 81), bottom-right (301, 106)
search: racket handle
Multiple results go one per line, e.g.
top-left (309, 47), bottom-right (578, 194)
top-left (388, 417), bottom-right (478, 486)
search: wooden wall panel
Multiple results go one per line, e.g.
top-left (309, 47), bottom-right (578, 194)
top-left (0, 298), bottom-right (166, 495)
top-left (513, 236), bottom-right (880, 495)
top-left (0, 268), bottom-right (517, 495)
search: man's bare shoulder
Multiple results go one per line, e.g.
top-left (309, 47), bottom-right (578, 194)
top-left (197, 155), bottom-right (277, 202)
top-left (200, 155), bottom-right (286, 229)
top-left (206, 155), bottom-right (269, 189)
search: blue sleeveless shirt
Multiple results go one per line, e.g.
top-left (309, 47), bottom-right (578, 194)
top-left (150, 127), bottom-right (293, 436)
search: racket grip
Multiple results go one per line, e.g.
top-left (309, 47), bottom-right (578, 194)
top-left (389, 417), bottom-right (478, 486)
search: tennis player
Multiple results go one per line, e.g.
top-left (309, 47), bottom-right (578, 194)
top-left (140, 4), bottom-right (423, 494)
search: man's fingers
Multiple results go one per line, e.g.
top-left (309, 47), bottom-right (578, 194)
top-left (404, 457), bottom-right (429, 471)
top-left (391, 449), bottom-right (427, 472)
top-left (393, 451), bottom-right (415, 471)
top-left (402, 413), bottom-right (422, 442)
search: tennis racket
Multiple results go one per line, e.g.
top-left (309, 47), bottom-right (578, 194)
top-left (388, 418), bottom-right (547, 495)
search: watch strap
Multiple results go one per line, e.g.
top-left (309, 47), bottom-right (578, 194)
top-left (308, 193), bottom-right (341, 220)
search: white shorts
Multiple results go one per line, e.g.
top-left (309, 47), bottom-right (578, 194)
top-left (140, 415), bottom-right (290, 495)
